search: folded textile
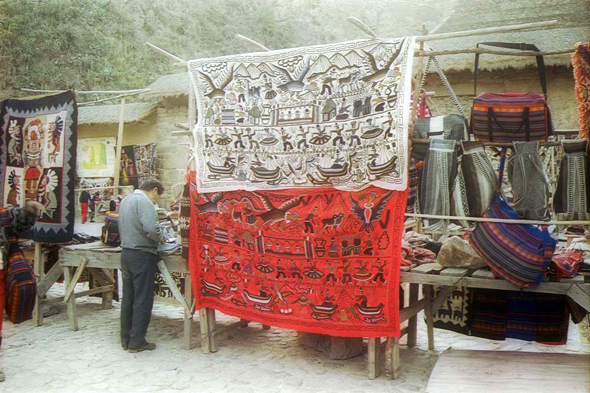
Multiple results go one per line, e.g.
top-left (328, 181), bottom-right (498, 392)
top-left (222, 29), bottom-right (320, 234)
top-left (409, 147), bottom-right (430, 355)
top-left (188, 38), bottom-right (415, 192)
top-left (189, 177), bottom-right (408, 337)
top-left (573, 43), bottom-right (590, 138)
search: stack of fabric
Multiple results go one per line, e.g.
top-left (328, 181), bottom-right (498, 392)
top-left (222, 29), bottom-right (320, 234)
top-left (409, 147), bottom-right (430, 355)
top-left (186, 37), bottom-right (416, 337)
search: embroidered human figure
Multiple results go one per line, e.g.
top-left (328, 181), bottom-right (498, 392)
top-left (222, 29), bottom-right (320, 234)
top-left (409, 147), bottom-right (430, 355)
top-left (290, 260), bottom-right (303, 279)
top-left (243, 253), bottom-right (254, 274)
top-left (296, 126), bottom-right (309, 149)
top-left (304, 206), bottom-right (319, 233)
top-left (275, 259), bottom-right (287, 279)
top-left (245, 128), bottom-right (260, 149)
top-left (341, 260), bottom-right (352, 284)
top-left (231, 127), bottom-right (245, 149)
top-left (325, 261), bottom-right (337, 283)
top-left (231, 252), bottom-right (242, 271)
top-left (372, 258), bottom-right (385, 283)
top-left (280, 128), bottom-right (293, 151)
top-left (330, 123), bottom-right (346, 146)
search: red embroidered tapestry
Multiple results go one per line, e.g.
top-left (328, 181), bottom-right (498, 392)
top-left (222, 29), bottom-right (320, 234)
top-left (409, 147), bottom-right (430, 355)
top-left (573, 43), bottom-right (590, 139)
top-left (188, 174), bottom-right (407, 337)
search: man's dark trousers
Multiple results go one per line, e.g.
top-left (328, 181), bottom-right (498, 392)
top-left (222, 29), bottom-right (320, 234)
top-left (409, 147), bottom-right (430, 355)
top-left (120, 248), bottom-right (158, 349)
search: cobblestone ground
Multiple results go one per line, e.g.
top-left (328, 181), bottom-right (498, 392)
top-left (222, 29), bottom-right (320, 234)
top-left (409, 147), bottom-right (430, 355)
top-left (0, 281), bottom-right (587, 393)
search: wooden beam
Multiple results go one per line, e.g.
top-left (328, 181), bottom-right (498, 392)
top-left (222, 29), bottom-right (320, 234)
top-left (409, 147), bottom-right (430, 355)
top-left (367, 337), bottom-right (381, 379)
top-left (37, 261), bottom-right (64, 297)
top-left (415, 20), bottom-right (558, 43)
top-left (64, 267), bottom-right (79, 331)
top-left (112, 98), bottom-right (125, 189)
top-left (400, 298), bottom-right (428, 322)
top-left (183, 272), bottom-right (193, 350)
top-left (235, 34), bottom-right (270, 52)
top-left (406, 283), bottom-right (419, 348)
top-left (424, 285), bottom-right (435, 351)
top-left (63, 257), bottom-right (89, 303)
top-left (32, 243), bottom-right (44, 326)
top-left (156, 261), bottom-right (191, 312)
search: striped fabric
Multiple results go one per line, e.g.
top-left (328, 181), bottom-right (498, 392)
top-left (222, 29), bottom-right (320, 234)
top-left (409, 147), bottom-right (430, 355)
top-left (5, 249), bottom-right (36, 324)
top-left (468, 196), bottom-right (556, 289)
top-left (471, 93), bottom-right (553, 142)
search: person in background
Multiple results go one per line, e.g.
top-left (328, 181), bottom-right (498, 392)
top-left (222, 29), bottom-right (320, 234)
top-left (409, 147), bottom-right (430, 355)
top-left (0, 200), bottom-right (43, 382)
top-left (79, 189), bottom-right (91, 224)
top-left (118, 179), bottom-right (165, 353)
top-left (88, 192), bottom-right (100, 223)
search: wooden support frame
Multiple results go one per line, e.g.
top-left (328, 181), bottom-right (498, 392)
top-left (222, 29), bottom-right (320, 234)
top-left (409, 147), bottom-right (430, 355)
top-left (32, 243), bottom-right (44, 326)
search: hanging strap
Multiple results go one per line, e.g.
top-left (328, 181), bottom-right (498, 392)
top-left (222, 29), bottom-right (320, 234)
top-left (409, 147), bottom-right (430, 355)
top-left (419, 56), bottom-right (467, 118)
top-left (474, 42), bottom-right (547, 98)
top-left (486, 107), bottom-right (531, 142)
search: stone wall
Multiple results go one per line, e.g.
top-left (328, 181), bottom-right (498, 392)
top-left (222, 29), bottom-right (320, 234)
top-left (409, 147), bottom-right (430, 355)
top-left (423, 65), bottom-right (578, 131)
top-left (155, 96), bottom-right (190, 208)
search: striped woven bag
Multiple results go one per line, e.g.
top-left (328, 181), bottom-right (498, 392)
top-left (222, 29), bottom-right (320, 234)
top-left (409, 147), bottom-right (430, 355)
top-left (468, 148), bottom-right (556, 289)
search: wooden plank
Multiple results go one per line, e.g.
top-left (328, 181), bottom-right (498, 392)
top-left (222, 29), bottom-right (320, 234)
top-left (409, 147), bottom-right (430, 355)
top-left (426, 350), bottom-right (590, 393)
top-left (37, 260), bottom-right (63, 297)
top-left (33, 243), bottom-right (44, 327)
top-left (367, 338), bottom-right (381, 379)
top-left (74, 285), bottom-right (114, 298)
top-left (412, 263), bottom-right (444, 274)
top-left (406, 283), bottom-right (419, 348)
top-left (63, 267), bottom-right (78, 331)
top-left (567, 284), bottom-right (590, 312)
top-left (400, 298), bottom-right (427, 323)
top-left (389, 337), bottom-right (400, 380)
top-left (431, 286), bottom-right (455, 312)
top-left (63, 257), bottom-right (89, 303)
top-left (101, 269), bottom-right (114, 309)
top-left (183, 272), bottom-right (193, 350)
top-left (199, 308), bottom-right (211, 354)
top-left (157, 261), bottom-right (190, 312)
top-left (424, 285), bottom-right (435, 351)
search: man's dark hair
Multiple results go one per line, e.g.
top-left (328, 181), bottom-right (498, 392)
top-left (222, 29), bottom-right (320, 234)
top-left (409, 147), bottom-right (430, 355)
top-left (139, 179), bottom-right (164, 195)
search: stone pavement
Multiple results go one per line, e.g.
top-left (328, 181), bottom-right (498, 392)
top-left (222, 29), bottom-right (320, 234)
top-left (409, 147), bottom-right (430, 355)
top-left (0, 281), bottom-right (587, 393)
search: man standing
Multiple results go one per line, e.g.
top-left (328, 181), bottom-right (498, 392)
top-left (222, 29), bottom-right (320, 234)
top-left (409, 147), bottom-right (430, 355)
top-left (119, 179), bottom-right (164, 353)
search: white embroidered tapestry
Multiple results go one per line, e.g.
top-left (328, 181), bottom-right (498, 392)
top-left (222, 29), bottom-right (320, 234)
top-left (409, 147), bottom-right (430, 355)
top-left (188, 37), bottom-right (415, 192)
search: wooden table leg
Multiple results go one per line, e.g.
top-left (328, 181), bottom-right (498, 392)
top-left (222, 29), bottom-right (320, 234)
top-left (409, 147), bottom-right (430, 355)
top-left (101, 269), bottom-right (114, 310)
top-left (183, 272), bottom-right (193, 350)
top-left (424, 284), bottom-right (435, 351)
top-left (207, 308), bottom-right (218, 352)
top-left (239, 319), bottom-right (250, 328)
top-left (367, 337), bottom-right (381, 379)
top-left (407, 283), bottom-right (419, 347)
top-left (63, 266), bottom-right (79, 331)
top-left (199, 308), bottom-right (211, 354)
top-left (262, 324), bottom-right (271, 330)
top-left (386, 337), bottom-right (400, 379)
top-left (33, 243), bottom-right (44, 327)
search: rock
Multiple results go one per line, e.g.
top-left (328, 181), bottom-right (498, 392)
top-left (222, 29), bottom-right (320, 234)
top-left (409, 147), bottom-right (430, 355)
top-left (297, 332), bottom-right (363, 360)
top-left (437, 236), bottom-right (487, 269)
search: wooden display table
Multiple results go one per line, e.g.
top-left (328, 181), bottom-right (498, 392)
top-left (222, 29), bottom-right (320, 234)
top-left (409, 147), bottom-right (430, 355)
top-left (54, 242), bottom-right (195, 349)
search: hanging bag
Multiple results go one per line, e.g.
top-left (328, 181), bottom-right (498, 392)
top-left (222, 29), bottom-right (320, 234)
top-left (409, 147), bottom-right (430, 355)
top-left (101, 211), bottom-right (121, 247)
top-left (412, 56), bottom-right (469, 160)
top-left (471, 42), bottom-right (553, 142)
top-left (468, 148), bottom-right (556, 289)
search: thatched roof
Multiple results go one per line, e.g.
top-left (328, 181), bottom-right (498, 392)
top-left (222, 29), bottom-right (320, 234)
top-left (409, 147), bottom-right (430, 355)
top-left (78, 102), bottom-right (158, 125)
top-left (427, 0), bottom-right (590, 71)
top-left (144, 72), bottom-right (190, 98)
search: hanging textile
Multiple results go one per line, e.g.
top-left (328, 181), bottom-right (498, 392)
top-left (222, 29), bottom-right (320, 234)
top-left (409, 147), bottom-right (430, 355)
top-left (189, 175), bottom-right (408, 337)
top-left (460, 141), bottom-right (498, 217)
top-left (0, 91), bottom-right (77, 243)
top-left (553, 139), bottom-right (590, 220)
top-left (431, 286), bottom-right (472, 335)
top-left (119, 143), bottom-right (157, 188)
top-left (188, 38), bottom-right (415, 192)
top-left (573, 43), bottom-right (590, 139)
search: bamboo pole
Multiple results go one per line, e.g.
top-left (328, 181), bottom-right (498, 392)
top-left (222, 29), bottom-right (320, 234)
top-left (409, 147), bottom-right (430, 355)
top-left (77, 91), bottom-right (146, 107)
top-left (21, 88), bottom-right (150, 95)
top-left (411, 139), bottom-right (561, 148)
top-left (348, 17), bottom-right (379, 39)
top-left (74, 185), bottom-right (134, 192)
top-left (146, 42), bottom-right (187, 64)
top-left (416, 48), bottom-right (574, 58)
top-left (112, 98), bottom-right (126, 189)
top-left (415, 20), bottom-right (558, 43)
top-left (235, 34), bottom-right (271, 52)
top-left (405, 213), bottom-right (590, 226)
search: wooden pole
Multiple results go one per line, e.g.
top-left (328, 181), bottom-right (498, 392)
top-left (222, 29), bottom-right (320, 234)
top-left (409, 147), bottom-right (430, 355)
top-left (235, 34), bottom-right (270, 52)
top-left (415, 20), bottom-right (558, 42)
top-left (411, 139), bottom-right (561, 148)
top-left (32, 242), bottom-right (44, 326)
top-left (21, 88), bottom-right (150, 95)
top-left (74, 185), bottom-right (134, 192)
top-left (113, 98), bottom-right (126, 190)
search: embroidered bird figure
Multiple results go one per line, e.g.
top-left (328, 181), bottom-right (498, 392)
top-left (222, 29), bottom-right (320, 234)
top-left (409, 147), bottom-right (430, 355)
top-left (243, 193), bottom-right (305, 232)
top-left (349, 190), bottom-right (394, 232)
top-left (270, 60), bottom-right (311, 93)
top-left (198, 66), bottom-right (234, 100)
top-left (196, 192), bottom-right (227, 214)
top-left (361, 39), bottom-right (405, 84)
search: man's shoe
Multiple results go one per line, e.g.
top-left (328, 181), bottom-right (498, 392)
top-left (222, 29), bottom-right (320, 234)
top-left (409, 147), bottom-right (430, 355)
top-left (128, 342), bottom-right (156, 353)
top-left (0, 370), bottom-right (6, 382)
top-left (122, 342), bottom-right (129, 351)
